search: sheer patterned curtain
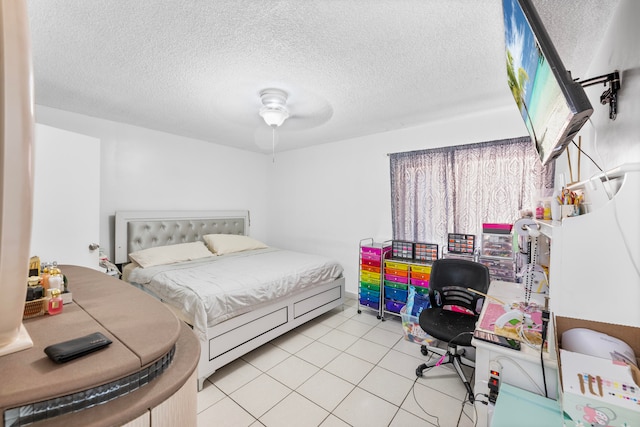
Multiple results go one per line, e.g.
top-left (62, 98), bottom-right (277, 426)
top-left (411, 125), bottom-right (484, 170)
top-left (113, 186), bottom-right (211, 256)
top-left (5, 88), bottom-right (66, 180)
top-left (390, 136), bottom-right (554, 250)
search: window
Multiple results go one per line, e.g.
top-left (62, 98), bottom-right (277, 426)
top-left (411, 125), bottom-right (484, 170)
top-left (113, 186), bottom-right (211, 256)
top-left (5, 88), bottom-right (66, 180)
top-left (390, 136), bottom-right (554, 250)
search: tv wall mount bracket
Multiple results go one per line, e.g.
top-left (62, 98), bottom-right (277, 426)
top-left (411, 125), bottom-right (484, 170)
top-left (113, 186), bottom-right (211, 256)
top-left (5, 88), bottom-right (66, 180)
top-left (577, 70), bottom-right (621, 120)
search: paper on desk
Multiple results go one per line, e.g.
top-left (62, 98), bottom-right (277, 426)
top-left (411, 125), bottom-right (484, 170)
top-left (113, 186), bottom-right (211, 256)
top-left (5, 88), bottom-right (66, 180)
top-left (478, 302), bottom-right (544, 345)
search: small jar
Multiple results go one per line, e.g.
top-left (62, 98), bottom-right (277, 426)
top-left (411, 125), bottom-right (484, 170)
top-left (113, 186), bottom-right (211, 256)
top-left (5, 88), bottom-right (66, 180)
top-left (535, 201), bottom-right (544, 220)
top-left (543, 201), bottom-right (551, 220)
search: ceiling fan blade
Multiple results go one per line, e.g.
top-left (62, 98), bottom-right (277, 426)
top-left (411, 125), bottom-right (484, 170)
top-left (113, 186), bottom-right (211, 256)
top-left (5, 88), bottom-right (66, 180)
top-left (282, 102), bottom-right (334, 131)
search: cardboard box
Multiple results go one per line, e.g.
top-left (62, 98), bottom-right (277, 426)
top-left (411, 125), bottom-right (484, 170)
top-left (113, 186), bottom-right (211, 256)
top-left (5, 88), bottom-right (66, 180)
top-left (555, 316), bottom-right (640, 426)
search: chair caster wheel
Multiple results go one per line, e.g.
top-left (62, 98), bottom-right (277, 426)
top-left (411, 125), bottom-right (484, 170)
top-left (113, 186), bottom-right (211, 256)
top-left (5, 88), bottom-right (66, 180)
top-left (420, 345), bottom-right (428, 356)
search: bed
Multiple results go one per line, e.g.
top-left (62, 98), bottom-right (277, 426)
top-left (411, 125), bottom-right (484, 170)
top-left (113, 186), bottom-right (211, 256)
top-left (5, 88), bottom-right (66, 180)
top-left (114, 210), bottom-right (345, 391)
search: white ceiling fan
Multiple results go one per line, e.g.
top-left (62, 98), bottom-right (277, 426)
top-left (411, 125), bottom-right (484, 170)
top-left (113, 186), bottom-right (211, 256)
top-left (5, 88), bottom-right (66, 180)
top-left (259, 88), bottom-right (290, 128)
top-left (254, 87), bottom-right (334, 158)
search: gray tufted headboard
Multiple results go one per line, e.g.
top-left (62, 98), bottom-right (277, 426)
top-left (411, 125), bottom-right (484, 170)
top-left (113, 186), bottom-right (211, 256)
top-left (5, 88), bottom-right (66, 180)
top-left (114, 210), bottom-right (249, 264)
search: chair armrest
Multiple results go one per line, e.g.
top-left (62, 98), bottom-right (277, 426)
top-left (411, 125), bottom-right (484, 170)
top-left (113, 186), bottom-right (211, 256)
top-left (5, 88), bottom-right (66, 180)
top-left (428, 288), bottom-right (441, 308)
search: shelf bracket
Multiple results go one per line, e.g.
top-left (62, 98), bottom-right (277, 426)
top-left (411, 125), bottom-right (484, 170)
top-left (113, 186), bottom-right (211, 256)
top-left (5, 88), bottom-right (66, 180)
top-left (577, 70), bottom-right (621, 120)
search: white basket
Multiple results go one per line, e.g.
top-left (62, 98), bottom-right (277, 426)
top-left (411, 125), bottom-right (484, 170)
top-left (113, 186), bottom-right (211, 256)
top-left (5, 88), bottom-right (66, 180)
top-left (400, 305), bottom-right (433, 345)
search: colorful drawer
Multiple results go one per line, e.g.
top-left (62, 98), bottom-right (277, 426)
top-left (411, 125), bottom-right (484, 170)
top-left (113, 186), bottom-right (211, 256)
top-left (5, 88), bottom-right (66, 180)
top-left (384, 267), bottom-right (408, 277)
top-left (384, 273), bottom-right (408, 284)
top-left (411, 264), bottom-right (432, 274)
top-left (360, 271), bottom-right (381, 284)
top-left (411, 278), bottom-right (430, 288)
top-left (360, 264), bottom-right (381, 274)
top-left (384, 286), bottom-right (408, 302)
top-left (359, 297), bottom-right (379, 310)
top-left (361, 258), bottom-right (381, 268)
top-left (412, 285), bottom-right (430, 295)
top-left (360, 282), bottom-right (380, 292)
top-left (360, 288), bottom-right (380, 301)
top-left (360, 288), bottom-right (380, 311)
top-left (384, 281), bottom-right (408, 290)
top-left (385, 299), bottom-right (405, 313)
top-left (385, 261), bottom-right (409, 271)
top-left (361, 246), bottom-right (383, 257)
top-left (411, 272), bottom-right (430, 282)
top-left (361, 251), bottom-right (382, 262)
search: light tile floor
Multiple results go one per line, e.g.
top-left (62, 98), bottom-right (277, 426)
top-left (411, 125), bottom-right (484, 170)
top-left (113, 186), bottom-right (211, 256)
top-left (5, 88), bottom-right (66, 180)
top-left (197, 298), bottom-right (479, 427)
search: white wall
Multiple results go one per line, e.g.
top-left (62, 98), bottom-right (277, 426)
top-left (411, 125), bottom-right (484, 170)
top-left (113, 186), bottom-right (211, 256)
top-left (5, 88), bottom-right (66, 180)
top-left (549, 0), bottom-right (640, 324)
top-left (35, 106), bottom-right (271, 261)
top-left (555, 0), bottom-right (640, 184)
top-left (267, 106), bottom-right (527, 295)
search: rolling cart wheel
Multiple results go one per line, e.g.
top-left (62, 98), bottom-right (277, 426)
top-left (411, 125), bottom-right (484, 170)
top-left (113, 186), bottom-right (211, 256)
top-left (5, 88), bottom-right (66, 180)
top-left (357, 309), bottom-right (362, 314)
top-left (420, 345), bottom-right (428, 356)
top-left (376, 315), bottom-right (381, 319)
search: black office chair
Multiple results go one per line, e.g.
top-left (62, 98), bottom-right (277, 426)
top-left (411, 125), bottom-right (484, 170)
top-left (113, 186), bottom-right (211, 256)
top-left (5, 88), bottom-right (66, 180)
top-left (415, 258), bottom-right (490, 403)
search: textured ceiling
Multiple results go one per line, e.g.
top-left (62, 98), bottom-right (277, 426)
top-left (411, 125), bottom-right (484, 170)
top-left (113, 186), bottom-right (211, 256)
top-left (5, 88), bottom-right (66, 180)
top-left (27, 0), bottom-right (618, 153)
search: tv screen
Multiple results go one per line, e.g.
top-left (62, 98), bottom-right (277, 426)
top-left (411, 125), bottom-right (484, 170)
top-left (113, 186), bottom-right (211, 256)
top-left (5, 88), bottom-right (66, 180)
top-left (502, 0), bottom-right (593, 165)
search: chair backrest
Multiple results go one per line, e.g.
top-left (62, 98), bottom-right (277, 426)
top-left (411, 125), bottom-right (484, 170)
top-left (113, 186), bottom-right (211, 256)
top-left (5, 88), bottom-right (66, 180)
top-left (428, 258), bottom-right (490, 315)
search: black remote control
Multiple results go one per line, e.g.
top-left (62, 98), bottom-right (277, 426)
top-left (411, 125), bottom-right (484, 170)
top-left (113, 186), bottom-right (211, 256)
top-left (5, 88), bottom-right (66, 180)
top-left (44, 332), bottom-right (112, 363)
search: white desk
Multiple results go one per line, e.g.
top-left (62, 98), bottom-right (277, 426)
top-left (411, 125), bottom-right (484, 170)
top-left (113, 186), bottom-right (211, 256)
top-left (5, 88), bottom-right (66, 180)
top-left (472, 281), bottom-right (558, 427)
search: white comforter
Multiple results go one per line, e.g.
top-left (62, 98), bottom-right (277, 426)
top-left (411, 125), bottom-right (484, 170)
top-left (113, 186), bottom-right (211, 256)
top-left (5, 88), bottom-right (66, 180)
top-left (127, 248), bottom-right (343, 341)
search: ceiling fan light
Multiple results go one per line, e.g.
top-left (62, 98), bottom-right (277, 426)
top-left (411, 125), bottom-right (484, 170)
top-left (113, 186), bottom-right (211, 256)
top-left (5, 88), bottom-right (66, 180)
top-left (259, 106), bottom-right (289, 127)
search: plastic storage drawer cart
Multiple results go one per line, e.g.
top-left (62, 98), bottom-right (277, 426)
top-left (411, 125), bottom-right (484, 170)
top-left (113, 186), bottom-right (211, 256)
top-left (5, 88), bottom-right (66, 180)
top-left (358, 238), bottom-right (391, 318)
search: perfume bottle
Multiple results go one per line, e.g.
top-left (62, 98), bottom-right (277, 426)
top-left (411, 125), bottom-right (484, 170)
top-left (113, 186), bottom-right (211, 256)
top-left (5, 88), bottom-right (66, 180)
top-left (535, 201), bottom-right (544, 219)
top-left (47, 289), bottom-right (63, 315)
top-left (41, 265), bottom-right (50, 291)
top-left (49, 264), bottom-right (64, 291)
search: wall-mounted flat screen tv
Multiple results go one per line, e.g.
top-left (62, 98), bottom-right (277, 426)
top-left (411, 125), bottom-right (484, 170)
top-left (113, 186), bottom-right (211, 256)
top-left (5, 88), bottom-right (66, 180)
top-left (502, 0), bottom-right (593, 165)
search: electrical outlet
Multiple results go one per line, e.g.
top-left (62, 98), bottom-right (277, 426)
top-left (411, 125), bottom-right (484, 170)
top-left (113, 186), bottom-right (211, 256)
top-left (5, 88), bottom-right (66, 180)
top-left (488, 362), bottom-right (501, 404)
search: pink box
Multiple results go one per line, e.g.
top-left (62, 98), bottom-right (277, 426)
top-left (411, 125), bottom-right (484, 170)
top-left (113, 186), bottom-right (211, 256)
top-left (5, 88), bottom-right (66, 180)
top-left (361, 252), bottom-right (380, 262)
top-left (361, 246), bottom-right (382, 257)
top-left (411, 279), bottom-right (429, 288)
top-left (361, 258), bottom-right (381, 268)
top-left (482, 223), bottom-right (513, 234)
top-left (384, 274), bottom-right (408, 284)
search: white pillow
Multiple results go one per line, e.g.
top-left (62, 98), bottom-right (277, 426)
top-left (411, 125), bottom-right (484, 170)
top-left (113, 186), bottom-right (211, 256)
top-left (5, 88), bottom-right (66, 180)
top-left (203, 234), bottom-right (268, 255)
top-left (129, 241), bottom-right (214, 268)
